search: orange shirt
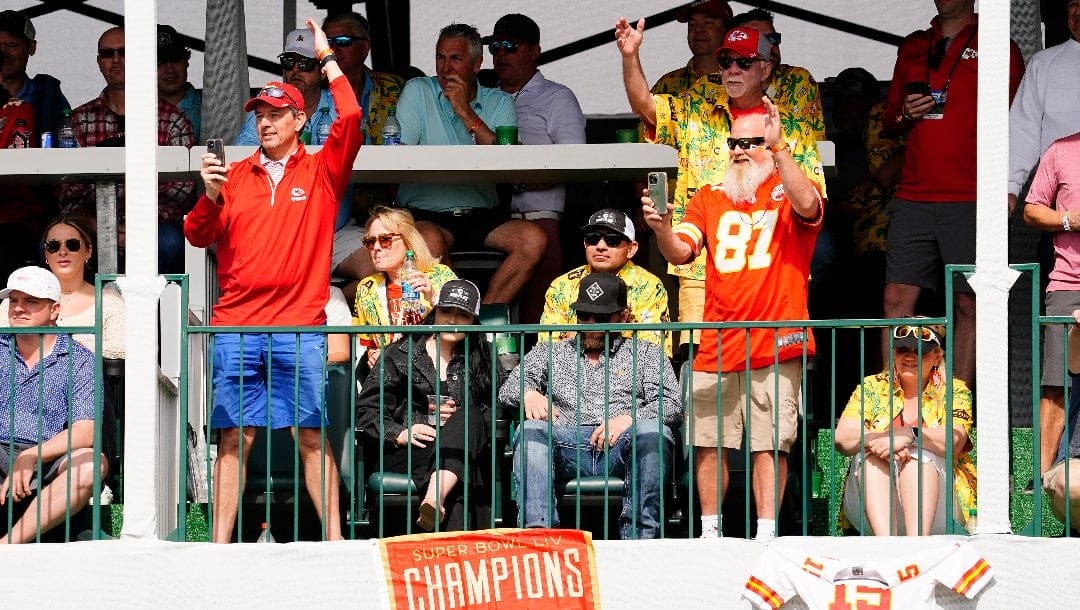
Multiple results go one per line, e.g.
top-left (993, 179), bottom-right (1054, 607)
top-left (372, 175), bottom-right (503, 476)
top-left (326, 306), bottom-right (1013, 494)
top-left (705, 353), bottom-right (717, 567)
top-left (674, 172), bottom-right (821, 373)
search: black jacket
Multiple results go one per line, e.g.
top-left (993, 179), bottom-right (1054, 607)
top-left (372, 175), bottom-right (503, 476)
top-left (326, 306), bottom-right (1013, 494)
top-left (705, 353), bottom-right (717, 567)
top-left (356, 333), bottom-right (501, 445)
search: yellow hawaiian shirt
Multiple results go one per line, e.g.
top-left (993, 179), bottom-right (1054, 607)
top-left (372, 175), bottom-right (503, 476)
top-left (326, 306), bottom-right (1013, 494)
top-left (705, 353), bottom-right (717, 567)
top-left (354, 70), bottom-right (406, 217)
top-left (353, 263), bottom-right (456, 348)
top-left (648, 72), bottom-right (827, 280)
top-left (835, 102), bottom-right (907, 255)
top-left (538, 261), bottom-right (671, 355)
top-left (838, 372), bottom-right (977, 532)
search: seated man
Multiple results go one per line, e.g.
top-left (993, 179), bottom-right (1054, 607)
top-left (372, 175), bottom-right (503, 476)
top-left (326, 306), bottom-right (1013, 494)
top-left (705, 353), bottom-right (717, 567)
top-left (500, 273), bottom-right (682, 539)
top-left (1045, 309), bottom-right (1080, 532)
top-left (540, 208), bottom-right (670, 354)
top-left (395, 22), bottom-right (546, 307)
top-left (0, 266), bottom-right (106, 544)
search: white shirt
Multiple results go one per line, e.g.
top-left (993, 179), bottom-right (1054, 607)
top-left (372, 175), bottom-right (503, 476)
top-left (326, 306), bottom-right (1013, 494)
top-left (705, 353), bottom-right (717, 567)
top-left (1009, 38), bottom-right (1080, 196)
top-left (506, 70), bottom-right (586, 213)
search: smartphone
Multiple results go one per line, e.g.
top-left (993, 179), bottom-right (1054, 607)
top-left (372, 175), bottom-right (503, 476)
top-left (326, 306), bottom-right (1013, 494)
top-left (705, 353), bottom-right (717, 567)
top-left (206, 138), bottom-right (225, 166)
top-left (904, 81), bottom-right (932, 97)
top-left (647, 171), bottom-right (668, 215)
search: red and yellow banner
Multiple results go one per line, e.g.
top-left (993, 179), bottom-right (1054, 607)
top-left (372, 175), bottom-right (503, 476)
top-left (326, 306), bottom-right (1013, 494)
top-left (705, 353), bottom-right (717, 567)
top-left (379, 528), bottom-right (601, 610)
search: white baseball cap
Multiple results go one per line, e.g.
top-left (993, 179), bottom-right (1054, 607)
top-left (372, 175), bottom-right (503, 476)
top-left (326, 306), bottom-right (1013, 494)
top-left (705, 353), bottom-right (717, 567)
top-left (0, 266), bottom-right (61, 302)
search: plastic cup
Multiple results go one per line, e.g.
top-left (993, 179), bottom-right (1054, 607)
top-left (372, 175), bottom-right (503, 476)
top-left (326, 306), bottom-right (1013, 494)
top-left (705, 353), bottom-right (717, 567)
top-left (615, 128), bottom-right (639, 143)
top-left (426, 394), bottom-right (452, 426)
top-left (495, 125), bottom-right (518, 145)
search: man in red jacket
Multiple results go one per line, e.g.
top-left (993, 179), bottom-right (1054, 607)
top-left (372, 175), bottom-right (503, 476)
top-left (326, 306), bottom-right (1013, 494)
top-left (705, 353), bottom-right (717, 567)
top-left (184, 18), bottom-right (362, 543)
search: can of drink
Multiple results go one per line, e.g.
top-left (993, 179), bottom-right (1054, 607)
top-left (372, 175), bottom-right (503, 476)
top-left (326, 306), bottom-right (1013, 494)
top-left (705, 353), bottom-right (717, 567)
top-left (40, 132), bottom-right (55, 148)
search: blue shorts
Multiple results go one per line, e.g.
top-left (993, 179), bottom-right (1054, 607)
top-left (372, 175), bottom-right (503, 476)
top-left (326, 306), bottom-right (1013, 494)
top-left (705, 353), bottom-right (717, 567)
top-left (211, 333), bottom-right (327, 430)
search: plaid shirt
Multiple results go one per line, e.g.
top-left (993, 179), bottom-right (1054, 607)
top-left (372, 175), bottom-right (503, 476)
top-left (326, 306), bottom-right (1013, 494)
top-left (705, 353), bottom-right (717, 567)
top-left (59, 90), bottom-right (195, 222)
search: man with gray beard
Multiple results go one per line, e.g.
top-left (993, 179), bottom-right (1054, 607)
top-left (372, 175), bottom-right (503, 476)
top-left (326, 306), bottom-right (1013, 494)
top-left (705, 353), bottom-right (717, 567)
top-left (501, 272), bottom-right (682, 539)
top-left (645, 102), bottom-right (822, 540)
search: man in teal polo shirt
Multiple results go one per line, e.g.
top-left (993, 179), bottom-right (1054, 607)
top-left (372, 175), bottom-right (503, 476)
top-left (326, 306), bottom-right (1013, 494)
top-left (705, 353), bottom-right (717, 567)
top-left (395, 22), bottom-right (546, 308)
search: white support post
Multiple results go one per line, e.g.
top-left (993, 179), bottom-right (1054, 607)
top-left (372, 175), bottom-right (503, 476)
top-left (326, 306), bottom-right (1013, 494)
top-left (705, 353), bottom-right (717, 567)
top-left (119, 0), bottom-right (167, 539)
top-left (968, 1), bottom-right (1021, 534)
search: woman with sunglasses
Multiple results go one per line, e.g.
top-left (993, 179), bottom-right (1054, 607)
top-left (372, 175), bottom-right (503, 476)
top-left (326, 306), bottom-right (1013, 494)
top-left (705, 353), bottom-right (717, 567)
top-left (834, 322), bottom-right (976, 536)
top-left (354, 207), bottom-right (456, 366)
top-left (355, 279), bottom-right (500, 532)
top-left (1, 215), bottom-right (126, 359)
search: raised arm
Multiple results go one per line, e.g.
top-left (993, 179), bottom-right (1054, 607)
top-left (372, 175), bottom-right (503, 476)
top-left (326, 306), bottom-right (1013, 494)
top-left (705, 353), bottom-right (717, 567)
top-left (615, 17), bottom-right (656, 127)
top-left (763, 97), bottom-right (820, 220)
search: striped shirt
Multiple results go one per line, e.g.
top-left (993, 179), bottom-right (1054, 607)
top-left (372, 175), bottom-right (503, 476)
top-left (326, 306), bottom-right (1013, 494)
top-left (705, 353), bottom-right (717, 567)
top-left (0, 334), bottom-right (95, 445)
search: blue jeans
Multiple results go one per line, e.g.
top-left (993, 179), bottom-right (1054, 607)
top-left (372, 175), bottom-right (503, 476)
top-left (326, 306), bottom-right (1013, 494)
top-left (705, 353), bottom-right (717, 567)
top-left (512, 419), bottom-right (673, 539)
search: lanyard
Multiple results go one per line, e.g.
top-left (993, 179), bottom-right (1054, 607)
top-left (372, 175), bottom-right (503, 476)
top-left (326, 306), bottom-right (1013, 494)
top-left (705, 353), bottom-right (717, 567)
top-left (926, 23), bottom-right (978, 95)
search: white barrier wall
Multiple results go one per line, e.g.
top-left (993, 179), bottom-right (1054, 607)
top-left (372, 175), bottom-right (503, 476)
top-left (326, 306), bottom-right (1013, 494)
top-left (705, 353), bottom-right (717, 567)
top-left (0, 535), bottom-right (1074, 608)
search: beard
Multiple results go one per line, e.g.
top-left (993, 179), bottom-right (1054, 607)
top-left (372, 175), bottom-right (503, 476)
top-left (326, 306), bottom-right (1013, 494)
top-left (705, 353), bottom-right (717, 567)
top-left (580, 331), bottom-right (609, 352)
top-left (723, 157), bottom-right (776, 205)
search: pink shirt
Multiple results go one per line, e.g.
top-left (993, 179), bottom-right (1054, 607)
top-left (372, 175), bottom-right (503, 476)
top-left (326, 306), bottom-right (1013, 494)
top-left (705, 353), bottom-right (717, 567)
top-left (1028, 132), bottom-right (1080, 291)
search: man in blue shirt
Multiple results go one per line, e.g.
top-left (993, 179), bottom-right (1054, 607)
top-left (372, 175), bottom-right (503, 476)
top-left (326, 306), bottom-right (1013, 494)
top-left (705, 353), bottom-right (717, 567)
top-left (0, 10), bottom-right (70, 138)
top-left (396, 23), bottom-right (546, 308)
top-left (0, 266), bottom-right (103, 544)
top-left (157, 24), bottom-right (202, 142)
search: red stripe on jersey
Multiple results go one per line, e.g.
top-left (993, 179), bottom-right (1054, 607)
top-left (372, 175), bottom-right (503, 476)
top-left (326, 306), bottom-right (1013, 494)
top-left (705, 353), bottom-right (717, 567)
top-left (745, 576), bottom-right (784, 609)
top-left (953, 559), bottom-right (990, 595)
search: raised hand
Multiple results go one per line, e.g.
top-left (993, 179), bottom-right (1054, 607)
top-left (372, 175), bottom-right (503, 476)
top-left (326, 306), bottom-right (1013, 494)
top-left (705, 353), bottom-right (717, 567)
top-left (614, 17), bottom-right (645, 57)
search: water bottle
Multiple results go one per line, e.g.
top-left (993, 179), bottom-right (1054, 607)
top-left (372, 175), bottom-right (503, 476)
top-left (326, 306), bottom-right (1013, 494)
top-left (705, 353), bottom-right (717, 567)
top-left (399, 250), bottom-right (423, 325)
top-left (58, 109), bottom-right (78, 148)
top-left (381, 106), bottom-right (401, 146)
top-left (256, 522), bottom-right (275, 543)
top-left (317, 109), bottom-right (331, 144)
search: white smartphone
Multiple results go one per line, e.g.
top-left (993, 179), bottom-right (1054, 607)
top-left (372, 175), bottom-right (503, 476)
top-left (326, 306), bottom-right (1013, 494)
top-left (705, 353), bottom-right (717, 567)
top-left (647, 171), bottom-right (668, 214)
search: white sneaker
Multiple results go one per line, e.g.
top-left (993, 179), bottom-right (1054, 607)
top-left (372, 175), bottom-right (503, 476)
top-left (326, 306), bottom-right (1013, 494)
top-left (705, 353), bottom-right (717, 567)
top-left (755, 528), bottom-right (776, 542)
top-left (699, 523), bottom-right (720, 538)
top-left (98, 485), bottom-right (114, 506)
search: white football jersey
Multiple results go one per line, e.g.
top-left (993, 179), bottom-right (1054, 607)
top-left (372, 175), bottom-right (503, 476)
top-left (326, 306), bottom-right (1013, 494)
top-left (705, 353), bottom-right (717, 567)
top-left (743, 542), bottom-right (994, 610)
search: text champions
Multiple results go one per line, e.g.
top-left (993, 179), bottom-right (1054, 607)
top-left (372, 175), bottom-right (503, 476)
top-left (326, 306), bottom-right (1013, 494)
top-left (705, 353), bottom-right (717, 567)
top-left (381, 528), bottom-right (601, 610)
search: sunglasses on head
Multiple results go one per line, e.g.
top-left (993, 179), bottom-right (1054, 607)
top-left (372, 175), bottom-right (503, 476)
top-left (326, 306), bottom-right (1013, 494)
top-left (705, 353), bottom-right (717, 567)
top-left (487, 40), bottom-right (521, 55)
top-left (329, 34), bottom-right (366, 48)
top-left (279, 54), bottom-right (318, 72)
top-left (893, 325), bottom-right (941, 346)
top-left (583, 231), bottom-right (628, 247)
top-left (726, 136), bottom-right (767, 151)
top-left (717, 55), bottom-right (761, 70)
top-left (361, 233), bottom-right (402, 250)
top-left (98, 46), bottom-right (125, 59)
top-left (764, 32), bottom-right (782, 46)
top-left (577, 311), bottom-right (615, 323)
top-left (44, 239), bottom-right (84, 254)
top-left (259, 84), bottom-right (299, 108)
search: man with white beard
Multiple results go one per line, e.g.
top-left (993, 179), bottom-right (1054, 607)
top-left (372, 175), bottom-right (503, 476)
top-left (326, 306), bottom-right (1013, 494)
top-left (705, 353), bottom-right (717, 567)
top-left (644, 101), bottom-right (822, 541)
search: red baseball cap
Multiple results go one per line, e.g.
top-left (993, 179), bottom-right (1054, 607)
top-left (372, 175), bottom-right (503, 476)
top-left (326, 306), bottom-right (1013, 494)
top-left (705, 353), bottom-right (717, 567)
top-left (675, 0), bottom-right (733, 24)
top-left (244, 81), bottom-right (303, 112)
top-left (717, 26), bottom-right (773, 61)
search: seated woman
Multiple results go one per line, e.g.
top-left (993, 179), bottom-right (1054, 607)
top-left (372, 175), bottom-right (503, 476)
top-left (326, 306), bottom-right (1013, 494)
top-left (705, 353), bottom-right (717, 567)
top-left (354, 206), bottom-right (456, 367)
top-left (834, 322), bottom-right (976, 535)
top-left (355, 279), bottom-right (499, 532)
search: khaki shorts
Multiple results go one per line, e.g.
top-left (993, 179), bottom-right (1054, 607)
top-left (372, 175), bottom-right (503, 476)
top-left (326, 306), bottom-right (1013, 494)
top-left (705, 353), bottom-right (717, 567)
top-left (332, 219), bottom-right (365, 271)
top-left (1044, 458), bottom-right (1080, 529)
top-left (688, 360), bottom-right (801, 452)
top-left (677, 278), bottom-right (705, 346)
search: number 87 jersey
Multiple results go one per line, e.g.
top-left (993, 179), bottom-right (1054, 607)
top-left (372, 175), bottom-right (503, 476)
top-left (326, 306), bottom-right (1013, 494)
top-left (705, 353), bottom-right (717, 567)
top-left (743, 542), bottom-right (994, 610)
top-left (673, 173), bottom-right (823, 374)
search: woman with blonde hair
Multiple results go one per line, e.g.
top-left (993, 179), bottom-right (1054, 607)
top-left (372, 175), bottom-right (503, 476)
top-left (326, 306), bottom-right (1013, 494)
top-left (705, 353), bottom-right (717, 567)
top-left (354, 206), bottom-right (456, 364)
top-left (834, 321), bottom-right (976, 535)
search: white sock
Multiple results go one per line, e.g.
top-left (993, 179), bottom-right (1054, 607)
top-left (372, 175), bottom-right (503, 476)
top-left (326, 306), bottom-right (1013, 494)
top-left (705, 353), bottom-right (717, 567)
top-left (700, 515), bottom-right (720, 536)
top-left (756, 518), bottom-right (777, 540)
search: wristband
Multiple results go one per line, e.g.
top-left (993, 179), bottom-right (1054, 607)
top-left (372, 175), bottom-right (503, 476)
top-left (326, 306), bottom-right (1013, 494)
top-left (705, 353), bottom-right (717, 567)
top-left (1064, 212), bottom-right (1072, 232)
top-left (319, 53), bottom-right (338, 69)
top-left (468, 121), bottom-right (481, 135)
top-left (767, 141), bottom-right (789, 154)
top-left (316, 47), bottom-right (333, 61)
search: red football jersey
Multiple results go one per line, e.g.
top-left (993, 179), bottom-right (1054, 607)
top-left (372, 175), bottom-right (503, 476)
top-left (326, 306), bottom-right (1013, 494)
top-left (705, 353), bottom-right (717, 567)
top-left (674, 171), bottom-right (821, 373)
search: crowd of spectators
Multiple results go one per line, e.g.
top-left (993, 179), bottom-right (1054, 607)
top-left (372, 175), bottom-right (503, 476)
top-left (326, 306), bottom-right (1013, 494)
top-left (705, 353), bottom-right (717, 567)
top-left (2, 0), bottom-right (1076, 543)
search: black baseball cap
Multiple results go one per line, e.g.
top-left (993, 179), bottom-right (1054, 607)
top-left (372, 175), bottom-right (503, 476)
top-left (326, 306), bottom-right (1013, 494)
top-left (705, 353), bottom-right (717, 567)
top-left (436, 279), bottom-right (481, 317)
top-left (483, 14), bottom-right (540, 45)
top-left (0, 10), bottom-right (35, 42)
top-left (570, 273), bottom-right (627, 315)
top-left (581, 208), bottom-right (636, 242)
top-left (829, 67), bottom-right (879, 98)
top-left (158, 24), bottom-right (190, 62)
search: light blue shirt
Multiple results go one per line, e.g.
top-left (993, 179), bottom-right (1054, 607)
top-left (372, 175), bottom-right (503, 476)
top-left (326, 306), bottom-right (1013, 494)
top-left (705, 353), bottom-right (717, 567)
top-left (176, 84), bottom-right (203, 143)
top-left (395, 76), bottom-right (517, 212)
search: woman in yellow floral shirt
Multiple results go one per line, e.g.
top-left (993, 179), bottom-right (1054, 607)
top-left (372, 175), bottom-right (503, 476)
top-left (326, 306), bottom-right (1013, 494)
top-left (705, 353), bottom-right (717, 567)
top-left (834, 322), bottom-right (976, 535)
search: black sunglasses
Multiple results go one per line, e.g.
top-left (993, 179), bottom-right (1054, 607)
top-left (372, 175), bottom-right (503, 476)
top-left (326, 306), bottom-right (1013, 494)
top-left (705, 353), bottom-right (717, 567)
top-left (44, 239), bottom-right (84, 254)
top-left (361, 233), bottom-right (402, 250)
top-left (329, 35), bottom-right (366, 48)
top-left (279, 54), bottom-right (318, 72)
top-left (577, 311), bottom-right (615, 323)
top-left (487, 40), bottom-right (521, 55)
top-left (726, 136), bottom-right (767, 151)
top-left (764, 32), bottom-right (782, 47)
top-left (717, 56), bottom-right (761, 70)
top-left (583, 231), bottom-right (628, 247)
top-left (97, 46), bottom-right (125, 59)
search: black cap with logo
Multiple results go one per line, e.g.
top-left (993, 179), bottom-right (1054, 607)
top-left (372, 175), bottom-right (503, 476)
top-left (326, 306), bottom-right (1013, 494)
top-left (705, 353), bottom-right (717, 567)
top-left (570, 273), bottom-right (628, 315)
